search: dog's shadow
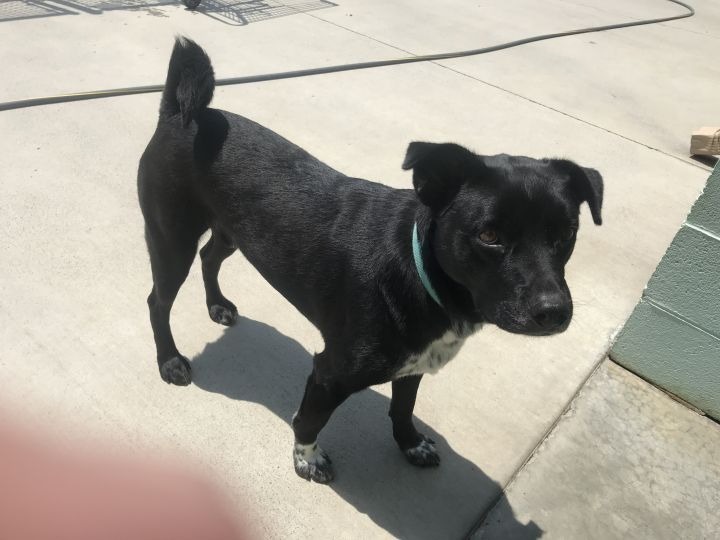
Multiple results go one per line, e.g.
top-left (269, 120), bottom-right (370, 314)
top-left (192, 316), bottom-right (541, 539)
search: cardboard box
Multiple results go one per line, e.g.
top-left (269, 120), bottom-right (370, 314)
top-left (690, 127), bottom-right (720, 156)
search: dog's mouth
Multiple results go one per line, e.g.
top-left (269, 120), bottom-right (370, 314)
top-left (498, 320), bottom-right (571, 337)
top-left (488, 305), bottom-right (572, 337)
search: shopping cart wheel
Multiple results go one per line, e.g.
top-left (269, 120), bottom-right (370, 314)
top-left (183, 0), bottom-right (201, 9)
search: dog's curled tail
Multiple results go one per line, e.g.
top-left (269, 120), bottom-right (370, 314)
top-left (160, 36), bottom-right (215, 128)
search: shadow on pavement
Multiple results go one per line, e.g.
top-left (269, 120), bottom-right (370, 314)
top-left (0, 0), bottom-right (335, 25)
top-left (195, 0), bottom-right (336, 26)
top-left (192, 316), bottom-right (542, 539)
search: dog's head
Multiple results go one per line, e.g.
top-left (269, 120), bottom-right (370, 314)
top-left (403, 142), bottom-right (603, 336)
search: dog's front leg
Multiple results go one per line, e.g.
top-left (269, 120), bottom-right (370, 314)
top-left (390, 375), bottom-right (440, 467)
top-left (291, 366), bottom-right (351, 484)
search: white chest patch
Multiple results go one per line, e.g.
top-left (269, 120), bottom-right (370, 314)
top-left (394, 325), bottom-right (479, 379)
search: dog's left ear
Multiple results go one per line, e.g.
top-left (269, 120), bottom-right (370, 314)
top-left (402, 142), bottom-right (476, 212)
top-left (552, 159), bottom-right (604, 225)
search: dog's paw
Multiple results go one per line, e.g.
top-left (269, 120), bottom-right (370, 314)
top-left (159, 356), bottom-right (192, 386)
top-left (208, 303), bottom-right (238, 326)
top-left (404, 435), bottom-right (440, 467)
top-left (293, 442), bottom-right (334, 484)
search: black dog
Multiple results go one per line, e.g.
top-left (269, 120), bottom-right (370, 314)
top-left (138, 38), bottom-right (603, 483)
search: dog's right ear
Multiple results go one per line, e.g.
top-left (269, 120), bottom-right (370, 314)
top-left (402, 142), bottom-right (476, 212)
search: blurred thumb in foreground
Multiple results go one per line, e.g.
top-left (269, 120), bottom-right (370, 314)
top-left (0, 418), bottom-right (251, 540)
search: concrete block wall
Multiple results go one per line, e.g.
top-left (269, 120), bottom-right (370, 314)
top-left (611, 163), bottom-right (720, 420)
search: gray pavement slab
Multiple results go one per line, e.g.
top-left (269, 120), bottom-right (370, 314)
top-left (310, 0), bottom-right (720, 161)
top-left (474, 360), bottom-right (720, 540)
top-left (0, 1), bottom-right (716, 538)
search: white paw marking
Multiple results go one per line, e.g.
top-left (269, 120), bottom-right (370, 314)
top-left (209, 304), bottom-right (236, 325)
top-left (405, 439), bottom-right (440, 466)
top-left (293, 442), bottom-right (333, 483)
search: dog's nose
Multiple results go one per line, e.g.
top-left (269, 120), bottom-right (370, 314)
top-left (530, 294), bottom-right (571, 332)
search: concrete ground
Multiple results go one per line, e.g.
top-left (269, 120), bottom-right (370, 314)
top-left (474, 361), bottom-right (720, 540)
top-left (0, 0), bottom-right (718, 538)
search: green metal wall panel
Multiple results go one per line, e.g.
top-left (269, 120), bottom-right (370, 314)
top-left (687, 164), bottom-right (720, 237)
top-left (644, 227), bottom-right (720, 337)
top-left (612, 301), bottom-right (720, 420)
top-left (612, 163), bottom-right (720, 420)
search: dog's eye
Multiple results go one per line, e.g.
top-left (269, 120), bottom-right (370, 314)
top-left (478, 230), bottom-right (499, 245)
top-left (554, 228), bottom-right (576, 248)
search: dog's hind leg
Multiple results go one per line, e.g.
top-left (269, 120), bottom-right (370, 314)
top-left (145, 220), bottom-right (204, 386)
top-left (199, 230), bottom-right (238, 326)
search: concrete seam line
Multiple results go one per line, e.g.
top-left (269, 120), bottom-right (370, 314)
top-left (0, 0), bottom-right (694, 112)
top-left (429, 62), bottom-right (711, 173)
top-left (462, 352), bottom-right (610, 539)
top-left (301, 9), bottom-right (417, 58)
top-left (305, 2), bottom-right (709, 171)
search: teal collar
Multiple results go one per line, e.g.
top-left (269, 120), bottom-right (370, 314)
top-left (412, 222), bottom-right (443, 307)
